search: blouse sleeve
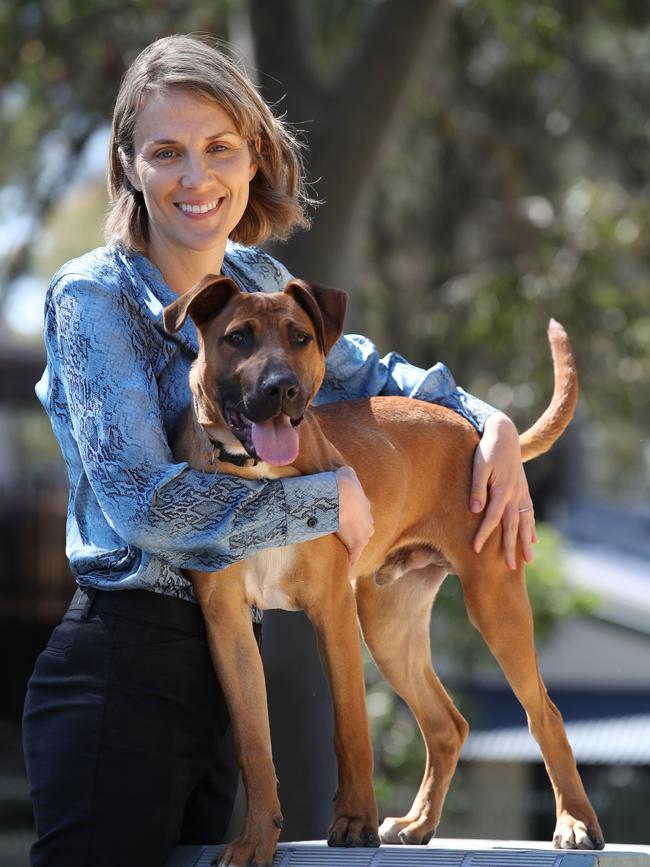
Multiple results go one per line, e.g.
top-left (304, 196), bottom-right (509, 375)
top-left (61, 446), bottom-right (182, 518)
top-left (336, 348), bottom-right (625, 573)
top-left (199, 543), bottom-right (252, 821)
top-left (44, 272), bottom-right (339, 571)
top-left (315, 334), bottom-right (497, 433)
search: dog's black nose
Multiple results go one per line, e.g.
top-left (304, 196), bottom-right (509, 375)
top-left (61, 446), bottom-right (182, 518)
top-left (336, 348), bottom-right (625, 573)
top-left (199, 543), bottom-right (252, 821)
top-left (262, 371), bottom-right (299, 402)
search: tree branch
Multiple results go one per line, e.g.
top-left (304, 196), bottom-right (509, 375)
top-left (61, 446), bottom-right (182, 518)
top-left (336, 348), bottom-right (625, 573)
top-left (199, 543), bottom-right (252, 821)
top-left (1, 124), bottom-right (95, 300)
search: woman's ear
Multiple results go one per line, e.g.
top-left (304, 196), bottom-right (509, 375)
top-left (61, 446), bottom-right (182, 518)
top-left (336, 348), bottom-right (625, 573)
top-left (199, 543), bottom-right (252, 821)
top-left (249, 136), bottom-right (261, 181)
top-left (118, 147), bottom-right (142, 192)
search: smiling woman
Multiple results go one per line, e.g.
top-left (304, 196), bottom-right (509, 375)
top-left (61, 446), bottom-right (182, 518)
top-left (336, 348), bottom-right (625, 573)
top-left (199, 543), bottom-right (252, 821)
top-left (106, 35), bottom-right (311, 267)
top-left (22, 32), bottom-right (533, 867)
top-left (119, 90), bottom-right (258, 292)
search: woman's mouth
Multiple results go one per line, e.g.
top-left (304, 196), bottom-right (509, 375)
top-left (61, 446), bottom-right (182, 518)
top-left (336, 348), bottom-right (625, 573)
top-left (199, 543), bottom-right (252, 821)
top-left (175, 199), bottom-right (222, 216)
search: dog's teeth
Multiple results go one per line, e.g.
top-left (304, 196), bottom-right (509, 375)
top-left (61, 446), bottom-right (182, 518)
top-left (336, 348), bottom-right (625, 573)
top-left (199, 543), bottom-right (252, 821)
top-left (226, 408), bottom-right (249, 432)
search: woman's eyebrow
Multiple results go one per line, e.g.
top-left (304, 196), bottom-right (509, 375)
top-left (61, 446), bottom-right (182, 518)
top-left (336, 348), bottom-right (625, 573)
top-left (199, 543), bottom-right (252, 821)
top-left (148, 131), bottom-right (242, 145)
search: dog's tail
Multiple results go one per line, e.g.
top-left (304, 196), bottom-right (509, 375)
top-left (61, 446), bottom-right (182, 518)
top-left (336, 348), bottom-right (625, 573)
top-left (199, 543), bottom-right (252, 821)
top-left (519, 319), bottom-right (578, 463)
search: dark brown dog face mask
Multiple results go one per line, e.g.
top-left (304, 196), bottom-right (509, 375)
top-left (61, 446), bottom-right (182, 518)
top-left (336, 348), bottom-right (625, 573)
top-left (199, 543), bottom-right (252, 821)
top-left (163, 276), bottom-right (348, 465)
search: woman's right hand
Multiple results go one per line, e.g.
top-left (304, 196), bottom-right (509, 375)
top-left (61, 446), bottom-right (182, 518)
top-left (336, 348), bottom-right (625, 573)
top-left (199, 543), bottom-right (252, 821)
top-left (335, 466), bottom-right (374, 567)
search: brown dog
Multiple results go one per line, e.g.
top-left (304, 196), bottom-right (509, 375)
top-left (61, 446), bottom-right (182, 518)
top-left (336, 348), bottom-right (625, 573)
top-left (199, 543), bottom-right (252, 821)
top-left (163, 276), bottom-right (604, 867)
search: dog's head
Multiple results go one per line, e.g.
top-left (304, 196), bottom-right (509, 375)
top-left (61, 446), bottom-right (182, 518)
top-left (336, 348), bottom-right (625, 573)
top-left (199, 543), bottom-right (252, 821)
top-left (163, 275), bottom-right (348, 466)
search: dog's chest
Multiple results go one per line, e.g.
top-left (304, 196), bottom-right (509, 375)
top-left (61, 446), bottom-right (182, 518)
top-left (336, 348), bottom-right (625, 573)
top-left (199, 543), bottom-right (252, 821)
top-left (243, 547), bottom-right (298, 611)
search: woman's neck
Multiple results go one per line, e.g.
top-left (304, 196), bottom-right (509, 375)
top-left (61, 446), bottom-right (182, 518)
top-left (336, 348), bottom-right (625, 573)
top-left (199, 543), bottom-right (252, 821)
top-left (146, 236), bottom-right (227, 295)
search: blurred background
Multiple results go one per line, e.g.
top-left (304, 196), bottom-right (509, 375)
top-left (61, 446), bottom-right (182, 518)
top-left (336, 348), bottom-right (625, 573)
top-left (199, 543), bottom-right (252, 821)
top-left (1, 0), bottom-right (649, 863)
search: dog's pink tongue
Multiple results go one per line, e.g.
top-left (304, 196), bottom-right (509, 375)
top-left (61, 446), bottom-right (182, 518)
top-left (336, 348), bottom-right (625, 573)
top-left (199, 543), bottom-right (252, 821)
top-left (251, 414), bottom-right (299, 466)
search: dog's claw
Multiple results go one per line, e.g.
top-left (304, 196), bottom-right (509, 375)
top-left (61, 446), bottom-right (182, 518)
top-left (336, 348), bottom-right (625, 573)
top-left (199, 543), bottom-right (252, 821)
top-left (380, 815), bottom-right (437, 846)
top-left (591, 834), bottom-right (606, 850)
top-left (328, 819), bottom-right (379, 849)
top-left (363, 830), bottom-right (380, 848)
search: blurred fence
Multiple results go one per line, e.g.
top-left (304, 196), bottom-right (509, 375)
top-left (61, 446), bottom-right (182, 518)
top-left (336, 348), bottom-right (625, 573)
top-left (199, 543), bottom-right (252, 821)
top-left (1, 481), bottom-right (70, 622)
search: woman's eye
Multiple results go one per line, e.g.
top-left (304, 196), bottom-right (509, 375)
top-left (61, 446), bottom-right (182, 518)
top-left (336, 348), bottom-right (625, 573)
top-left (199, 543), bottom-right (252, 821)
top-left (209, 143), bottom-right (228, 154)
top-left (155, 149), bottom-right (176, 160)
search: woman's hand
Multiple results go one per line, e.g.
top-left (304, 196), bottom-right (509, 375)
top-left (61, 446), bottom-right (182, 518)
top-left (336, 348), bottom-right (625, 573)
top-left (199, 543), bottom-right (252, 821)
top-left (470, 412), bottom-right (537, 569)
top-left (335, 466), bottom-right (374, 567)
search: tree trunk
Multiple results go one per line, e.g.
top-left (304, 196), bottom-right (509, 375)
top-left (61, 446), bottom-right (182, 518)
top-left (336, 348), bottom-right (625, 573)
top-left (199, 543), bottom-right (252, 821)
top-left (251, 0), bottom-right (446, 320)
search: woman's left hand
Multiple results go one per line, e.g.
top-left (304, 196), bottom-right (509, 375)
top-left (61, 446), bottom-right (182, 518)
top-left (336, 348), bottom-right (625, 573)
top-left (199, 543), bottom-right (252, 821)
top-left (470, 411), bottom-right (537, 569)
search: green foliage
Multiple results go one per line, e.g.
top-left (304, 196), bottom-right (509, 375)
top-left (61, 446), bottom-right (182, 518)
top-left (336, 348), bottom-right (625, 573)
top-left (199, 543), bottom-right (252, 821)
top-left (364, 524), bottom-right (598, 816)
top-left (364, 0), bottom-right (650, 498)
top-left (0, 0), bottom-right (235, 188)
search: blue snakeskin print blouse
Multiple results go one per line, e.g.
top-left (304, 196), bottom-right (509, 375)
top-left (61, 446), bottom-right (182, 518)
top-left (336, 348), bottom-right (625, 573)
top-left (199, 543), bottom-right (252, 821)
top-left (36, 241), bottom-right (496, 607)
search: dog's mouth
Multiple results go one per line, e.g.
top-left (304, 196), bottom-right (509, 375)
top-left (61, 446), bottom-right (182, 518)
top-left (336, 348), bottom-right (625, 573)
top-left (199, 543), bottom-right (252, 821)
top-left (225, 405), bottom-right (303, 466)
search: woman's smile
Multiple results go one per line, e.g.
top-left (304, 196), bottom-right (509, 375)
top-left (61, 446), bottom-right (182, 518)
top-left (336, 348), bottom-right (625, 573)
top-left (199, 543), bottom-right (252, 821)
top-left (175, 198), bottom-right (224, 216)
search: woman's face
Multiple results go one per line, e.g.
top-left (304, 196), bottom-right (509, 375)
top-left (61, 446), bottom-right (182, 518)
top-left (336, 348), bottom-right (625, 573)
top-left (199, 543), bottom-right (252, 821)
top-left (125, 87), bottom-right (257, 260)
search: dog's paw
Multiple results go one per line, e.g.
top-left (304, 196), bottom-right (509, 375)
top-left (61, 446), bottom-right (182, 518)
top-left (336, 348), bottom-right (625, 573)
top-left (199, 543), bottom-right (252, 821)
top-left (327, 815), bottom-right (379, 848)
top-left (214, 840), bottom-right (275, 867)
top-left (213, 815), bottom-right (282, 867)
top-left (553, 814), bottom-right (605, 850)
top-left (379, 815), bottom-right (435, 845)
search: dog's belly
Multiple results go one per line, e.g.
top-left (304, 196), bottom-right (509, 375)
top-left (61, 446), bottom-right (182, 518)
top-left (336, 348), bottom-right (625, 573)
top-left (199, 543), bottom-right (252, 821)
top-left (244, 547), bottom-right (298, 611)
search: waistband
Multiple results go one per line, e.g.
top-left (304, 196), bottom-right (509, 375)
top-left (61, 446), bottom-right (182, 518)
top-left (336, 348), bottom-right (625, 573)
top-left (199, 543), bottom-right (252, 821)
top-left (69, 586), bottom-right (204, 635)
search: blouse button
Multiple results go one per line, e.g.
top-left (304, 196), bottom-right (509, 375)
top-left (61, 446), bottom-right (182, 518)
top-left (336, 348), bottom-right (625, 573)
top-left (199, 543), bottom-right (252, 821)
top-left (306, 516), bottom-right (318, 529)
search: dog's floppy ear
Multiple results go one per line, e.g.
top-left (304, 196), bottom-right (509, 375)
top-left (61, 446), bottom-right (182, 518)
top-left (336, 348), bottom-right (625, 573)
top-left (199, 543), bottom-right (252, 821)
top-left (283, 280), bottom-right (348, 355)
top-left (163, 275), bottom-right (240, 334)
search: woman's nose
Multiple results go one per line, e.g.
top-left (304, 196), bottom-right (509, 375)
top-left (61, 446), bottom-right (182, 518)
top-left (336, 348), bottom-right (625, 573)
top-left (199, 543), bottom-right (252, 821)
top-left (180, 153), bottom-right (213, 188)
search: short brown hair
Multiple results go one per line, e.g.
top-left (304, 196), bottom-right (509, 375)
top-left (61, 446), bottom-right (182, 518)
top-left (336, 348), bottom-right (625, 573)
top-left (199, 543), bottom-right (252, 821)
top-left (105, 34), bottom-right (312, 249)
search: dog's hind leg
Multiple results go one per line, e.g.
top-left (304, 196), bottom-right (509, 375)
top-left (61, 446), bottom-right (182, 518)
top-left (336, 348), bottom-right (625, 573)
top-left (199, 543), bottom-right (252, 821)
top-left (354, 565), bottom-right (468, 845)
top-left (457, 542), bottom-right (604, 850)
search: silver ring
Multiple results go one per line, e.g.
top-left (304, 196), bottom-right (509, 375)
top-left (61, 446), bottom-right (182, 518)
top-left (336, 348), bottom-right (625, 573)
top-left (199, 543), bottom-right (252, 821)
top-left (518, 506), bottom-right (530, 513)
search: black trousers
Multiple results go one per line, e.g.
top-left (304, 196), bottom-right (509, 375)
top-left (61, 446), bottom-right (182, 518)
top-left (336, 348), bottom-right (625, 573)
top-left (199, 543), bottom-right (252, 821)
top-left (23, 587), bottom-right (248, 867)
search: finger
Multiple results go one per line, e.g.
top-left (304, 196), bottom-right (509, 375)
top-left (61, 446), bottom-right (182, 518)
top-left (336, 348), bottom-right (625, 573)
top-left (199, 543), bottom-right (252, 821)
top-left (348, 546), bottom-right (361, 567)
top-left (469, 454), bottom-right (490, 513)
top-left (349, 531), bottom-right (372, 567)
top-left (517, 500), bottom-right (536, 545)
top-left (473, 492), bottom-right (507, 553)
top-left (502, 507), bottom-right (519, 570)
top-left (519, 515), bottom-right (533, 563)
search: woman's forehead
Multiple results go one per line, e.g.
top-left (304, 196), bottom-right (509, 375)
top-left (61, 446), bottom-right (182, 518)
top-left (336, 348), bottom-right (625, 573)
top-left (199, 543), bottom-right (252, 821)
top-left (134, 88), bottom-right (241, 143)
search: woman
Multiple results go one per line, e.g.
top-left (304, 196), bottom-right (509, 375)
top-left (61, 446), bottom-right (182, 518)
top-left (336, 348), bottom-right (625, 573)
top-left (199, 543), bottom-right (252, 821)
top-left (23, 34), bottom-right (535, 867)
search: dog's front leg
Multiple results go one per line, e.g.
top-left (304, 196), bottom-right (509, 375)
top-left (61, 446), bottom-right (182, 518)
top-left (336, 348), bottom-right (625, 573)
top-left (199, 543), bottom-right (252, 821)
top-left (190, 568), bottom-right (282, 867)
top-left (300, 544), bottom-right (379, 849)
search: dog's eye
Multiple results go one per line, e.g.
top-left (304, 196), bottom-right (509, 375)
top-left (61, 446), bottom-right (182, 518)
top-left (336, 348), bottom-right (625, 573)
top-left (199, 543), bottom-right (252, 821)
top-left (293, 332), bottom-right (312, 346)
top-left (225, 330), bottom-right (246, 346)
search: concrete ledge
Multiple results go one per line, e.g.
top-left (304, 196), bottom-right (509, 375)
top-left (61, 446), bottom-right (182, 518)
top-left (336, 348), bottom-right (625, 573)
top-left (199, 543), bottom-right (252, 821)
top-left (166, 839), bottom-right (650, 867)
